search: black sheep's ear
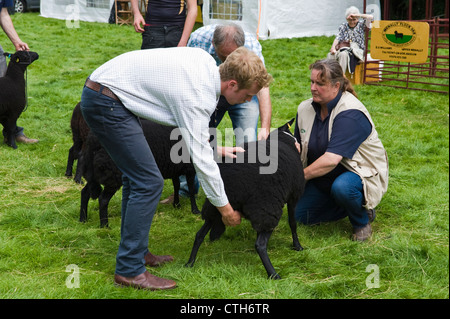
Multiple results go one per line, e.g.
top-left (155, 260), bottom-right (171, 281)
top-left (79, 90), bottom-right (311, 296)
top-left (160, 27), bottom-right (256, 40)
top-left (3, 52), bottom-right (12, 58)
top-left (278, 118), bottom-right (295, 133)
top-left (287, 118), bottom-right (295, 128)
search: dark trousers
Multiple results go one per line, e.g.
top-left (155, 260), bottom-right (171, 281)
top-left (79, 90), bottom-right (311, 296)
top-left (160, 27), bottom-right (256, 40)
top-left (80, 86), bottom-right (164, 277)
top-left (141, 25), bottom-right (183, 49)
top-left (295, 171), bottom-right (369, 228)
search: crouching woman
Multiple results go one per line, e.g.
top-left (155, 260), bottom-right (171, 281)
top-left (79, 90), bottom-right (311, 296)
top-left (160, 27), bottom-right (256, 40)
top-left (294, 59), bottom-right (388, 241)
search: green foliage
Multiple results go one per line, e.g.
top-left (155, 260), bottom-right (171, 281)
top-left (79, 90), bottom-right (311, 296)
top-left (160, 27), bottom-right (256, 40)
top-left (0, 13), bottom-right (448, 299)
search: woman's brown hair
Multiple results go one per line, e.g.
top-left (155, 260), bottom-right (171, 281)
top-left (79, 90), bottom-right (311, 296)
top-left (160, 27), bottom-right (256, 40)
top-left (310, 59), bottom-right (358, 97)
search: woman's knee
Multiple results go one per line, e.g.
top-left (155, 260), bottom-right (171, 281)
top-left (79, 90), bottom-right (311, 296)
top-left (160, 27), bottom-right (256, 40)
top-left (330, 173), bottom-right (363, 204)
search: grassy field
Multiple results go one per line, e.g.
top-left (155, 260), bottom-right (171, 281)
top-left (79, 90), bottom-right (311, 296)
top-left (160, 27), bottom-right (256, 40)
top-left (0, 13), bottom-right (448, 301)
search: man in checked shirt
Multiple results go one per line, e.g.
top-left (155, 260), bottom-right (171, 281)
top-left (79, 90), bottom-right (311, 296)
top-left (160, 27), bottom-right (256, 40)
top-left (80, 46), bottom-right (272, 290)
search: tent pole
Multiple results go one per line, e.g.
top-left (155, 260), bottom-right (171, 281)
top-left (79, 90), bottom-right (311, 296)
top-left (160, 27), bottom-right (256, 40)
top-left (256, 0), bottom-right (262, 40)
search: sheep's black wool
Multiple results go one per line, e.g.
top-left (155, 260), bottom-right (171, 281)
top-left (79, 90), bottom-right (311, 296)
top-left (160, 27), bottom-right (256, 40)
top-left (141, 119), bottom-right (199, 215)
top-left (79, 131), bottom-right (123, 228)
top-left (0, 51), bottom-right (39, 149)
top-left (186, 119), bottom-right (305, 279)
top-left (67, 103), bottom-right (200, 227)
top-left (65, 102), bottom-right (89, 183)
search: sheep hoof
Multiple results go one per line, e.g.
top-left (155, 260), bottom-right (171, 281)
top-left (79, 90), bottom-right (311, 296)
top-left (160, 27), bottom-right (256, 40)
top-left (293, 245), bottom-right (304, 251)
top-left (269, 273), bottom-right (281, 280)
top-left (173, 202), bottom-right (181, 209)
top-left (184, 261), bottom-right (194, 268)
top-left (192, 209), bottom-right (201, 215)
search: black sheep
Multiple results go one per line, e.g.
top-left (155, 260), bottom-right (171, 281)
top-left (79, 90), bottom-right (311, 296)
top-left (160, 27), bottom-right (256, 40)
top-left (0, 51), bottom-right (39, 149)
top-left (79, 131), bottom-right (123, 227)
top-left (78, 118), bottom-right (200, 227)
top-left (185, 119), bottom-right (305, 279)
top-left (141, 119), bottom-right (199, 216)
top-left (65, 102), bottom-right (89, 183)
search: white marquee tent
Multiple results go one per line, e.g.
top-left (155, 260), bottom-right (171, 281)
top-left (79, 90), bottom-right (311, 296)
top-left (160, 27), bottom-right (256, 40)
top-left (40, 0), bottom-right (381, 39)
top-left (41, 0), bottom-right (114, 24)
top-left (203, 0), bottom-right (381, 40)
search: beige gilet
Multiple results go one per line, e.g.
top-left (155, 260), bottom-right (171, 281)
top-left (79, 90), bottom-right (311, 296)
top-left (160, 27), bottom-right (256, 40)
top-left (297, 92), bottom-right (389, 209)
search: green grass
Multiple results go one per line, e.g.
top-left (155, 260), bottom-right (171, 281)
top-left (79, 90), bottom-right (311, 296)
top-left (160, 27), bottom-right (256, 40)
top-left (0, 13), bottom-right (448, 300)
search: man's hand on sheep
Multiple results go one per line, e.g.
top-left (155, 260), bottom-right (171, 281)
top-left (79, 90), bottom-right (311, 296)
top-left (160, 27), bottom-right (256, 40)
top-left (257, 127), bottom-right (270, 141)
top-left (217, 146), bottom-right (245, 158)
top-left (217, 203), bottom-right (242, 227)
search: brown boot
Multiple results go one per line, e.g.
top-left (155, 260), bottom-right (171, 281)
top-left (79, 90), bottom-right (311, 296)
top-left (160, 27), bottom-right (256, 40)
top-left (352, 224), bottom-right (372, 241)
top-left (114, 270), bottom-right (176, 290)
top-left (144, 252), bottom-right (174, 267)
top-left (159, 194), bottom-right (175, 204)
top-left (16, 134), bottom-right (39, 144)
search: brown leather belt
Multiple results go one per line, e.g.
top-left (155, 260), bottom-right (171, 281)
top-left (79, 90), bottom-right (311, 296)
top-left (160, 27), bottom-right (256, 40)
top-left (85, 78), bottom-right (119, 101)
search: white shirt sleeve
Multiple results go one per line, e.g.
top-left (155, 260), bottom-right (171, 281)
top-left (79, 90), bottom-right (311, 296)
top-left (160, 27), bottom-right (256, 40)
top-left (90, 47), bottom-right (229, 207)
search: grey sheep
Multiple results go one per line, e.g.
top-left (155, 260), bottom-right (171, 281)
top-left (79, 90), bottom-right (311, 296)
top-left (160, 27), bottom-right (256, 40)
top-left (0, 51), bottom-right (39, 149)
top-left (185, 119), bottom-right (305, 279)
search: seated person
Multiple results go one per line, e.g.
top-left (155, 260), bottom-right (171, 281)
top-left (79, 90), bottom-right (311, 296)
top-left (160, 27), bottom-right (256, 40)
top-left (327, 6), bottom-right (373, 74)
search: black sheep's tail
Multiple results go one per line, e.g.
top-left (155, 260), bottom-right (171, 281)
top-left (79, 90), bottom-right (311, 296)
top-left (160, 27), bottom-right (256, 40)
top-left (209, 221), bottom-right (225, 241)
top-left (201, 199), bottom-right (226, 241)
top-left (88, 182), bottom-right (102, 199)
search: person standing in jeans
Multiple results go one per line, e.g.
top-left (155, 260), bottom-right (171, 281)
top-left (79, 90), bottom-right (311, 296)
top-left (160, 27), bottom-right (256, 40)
top-left (130, 0), bottom-right (197, 49)
top-left (80, 47), bottom-right (272, 290)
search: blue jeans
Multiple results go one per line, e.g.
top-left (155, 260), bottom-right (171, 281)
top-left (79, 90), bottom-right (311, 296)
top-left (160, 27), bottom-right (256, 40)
top-left (0, 44), bottom-right (6, 77)
top-left (80, 86), bottom-right (164, 277)
top-left (295, 171), bottom-right (369, 228)
top-left (212, 95), bottom-right (260, 146)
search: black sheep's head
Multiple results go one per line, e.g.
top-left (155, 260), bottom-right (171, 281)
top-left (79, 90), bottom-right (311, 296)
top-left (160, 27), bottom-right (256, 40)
top-left (3, 51), bottom-right (39, 66)
top-left (277, 118), bottom-right (295, 135)
top-left (269, 118), bottom-right (299, 149)
top-left (270, 118), bottom-right (297, 141)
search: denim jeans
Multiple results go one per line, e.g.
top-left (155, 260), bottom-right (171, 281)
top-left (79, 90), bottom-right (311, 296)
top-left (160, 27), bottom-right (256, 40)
top-left (80, 86), bottom-right (164, 277)
top-left (212, 95), bottom-right (260, 146)
top-left (0, 44), bottom-right (6, 77)
top-left (295, 171), bottom-right (369, 228)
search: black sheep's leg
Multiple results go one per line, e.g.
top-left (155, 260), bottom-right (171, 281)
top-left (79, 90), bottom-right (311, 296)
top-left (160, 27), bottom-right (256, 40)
top-left (73, 152), bottom-right (84, 184)
top-left (185, 173), bottom-right (200, 214)
top-left (255, 230), bottom-right (281, 279)
top-left (65, 146), bottom-right (75, 177)
top-left (287, 199), bottom-right (303, 251)
top-left (79, 184), bottom-right (90, 223)
top-left (172, 177), bottom-right (181, 209)
top-left (98, 188), bottom-right (117, 228)
top-left (185, 220), bottom-right (212, 268)
top-left (4, 122), bottom-right (17, 149)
